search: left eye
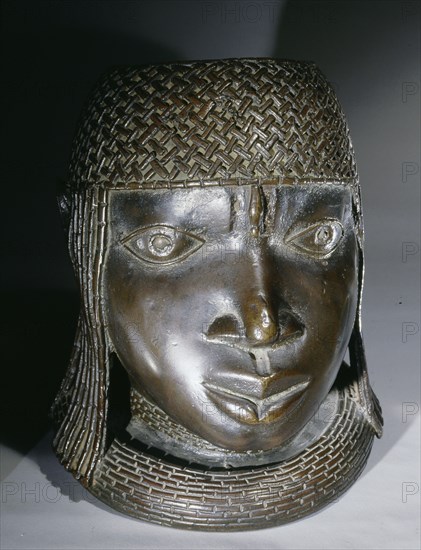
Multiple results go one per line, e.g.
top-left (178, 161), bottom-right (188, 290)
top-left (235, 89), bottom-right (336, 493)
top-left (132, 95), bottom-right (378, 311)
top-left (284, 219), bottom-right (344, 258)
top-left (121, 225), bottom-right (204, 265)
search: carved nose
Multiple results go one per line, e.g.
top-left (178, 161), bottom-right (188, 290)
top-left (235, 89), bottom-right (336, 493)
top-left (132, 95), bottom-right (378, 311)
top-left (205, 304), bottom-right (303, 350)
top-left (206, 294), bottom-right (279, 348)
top-left (243, 294), bottom-right (278, 346)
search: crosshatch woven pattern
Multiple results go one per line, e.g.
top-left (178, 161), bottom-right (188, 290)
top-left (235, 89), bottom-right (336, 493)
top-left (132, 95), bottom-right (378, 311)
top-left (69, 58), bottom-right (358, 188)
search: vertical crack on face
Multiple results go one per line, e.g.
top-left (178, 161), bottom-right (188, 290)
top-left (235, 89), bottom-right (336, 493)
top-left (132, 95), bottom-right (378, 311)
top-left (260, 187), bottom-right (268, 235)
top-left (248, 349), bottom-right (272, 377)
top-left (252, 348), bottom-right (272, 376)
top-left (229, 192), bottom-right (238, 233)
top-left (248, 185), bottom-right (266, 237)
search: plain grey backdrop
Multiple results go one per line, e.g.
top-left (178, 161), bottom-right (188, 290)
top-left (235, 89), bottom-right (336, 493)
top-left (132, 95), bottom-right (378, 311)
top-left (1, 1), bottom-right (420, 549)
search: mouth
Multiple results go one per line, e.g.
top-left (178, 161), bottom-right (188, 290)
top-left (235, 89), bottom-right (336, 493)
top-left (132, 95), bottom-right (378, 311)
top-left (202, 373), bottom-right (311, 424)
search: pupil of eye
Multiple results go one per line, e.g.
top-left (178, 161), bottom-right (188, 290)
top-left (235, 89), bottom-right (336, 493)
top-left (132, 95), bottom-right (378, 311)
top-left (315, 225), bottom-right (332, 246)
top-left (149, 234), bottom-right (173, 255)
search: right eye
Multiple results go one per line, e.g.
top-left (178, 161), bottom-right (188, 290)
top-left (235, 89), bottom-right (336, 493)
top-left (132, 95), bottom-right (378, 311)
top-left (121, 224), bottom-right (204, 265)
top-left (284, 219), bottom-right (344, 259)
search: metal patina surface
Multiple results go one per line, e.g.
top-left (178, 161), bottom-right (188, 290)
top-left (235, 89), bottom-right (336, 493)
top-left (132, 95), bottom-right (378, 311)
top-left (52, 58), bottom-right (382, 530)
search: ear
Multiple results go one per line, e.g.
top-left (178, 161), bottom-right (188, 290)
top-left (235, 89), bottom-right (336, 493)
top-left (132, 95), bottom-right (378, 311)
top-left (57, 179), bottom-right (71, 235)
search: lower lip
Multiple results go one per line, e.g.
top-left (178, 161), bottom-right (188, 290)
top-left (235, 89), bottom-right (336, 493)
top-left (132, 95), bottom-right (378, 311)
top-left (204, 385), bottom-right (308, 425)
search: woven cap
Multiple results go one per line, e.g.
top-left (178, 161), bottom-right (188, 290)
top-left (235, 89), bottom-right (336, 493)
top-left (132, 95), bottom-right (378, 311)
top-left (69, 58), bottom-right (357, 189)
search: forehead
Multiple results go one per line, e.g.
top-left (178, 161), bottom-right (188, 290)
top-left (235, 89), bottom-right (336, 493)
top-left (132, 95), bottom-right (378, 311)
top-left (107, 184), bottom-right (353, 234)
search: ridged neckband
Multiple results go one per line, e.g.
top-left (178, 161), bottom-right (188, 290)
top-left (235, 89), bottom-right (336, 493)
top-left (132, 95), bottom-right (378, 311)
top-left (90, 382), bottom-right (375, 530)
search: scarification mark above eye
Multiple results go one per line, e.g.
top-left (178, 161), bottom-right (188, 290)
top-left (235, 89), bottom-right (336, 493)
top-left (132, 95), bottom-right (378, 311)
top-left (122, 225), bottom-right (204, 265)
top-left (284, 219), bottom-right (344, 259)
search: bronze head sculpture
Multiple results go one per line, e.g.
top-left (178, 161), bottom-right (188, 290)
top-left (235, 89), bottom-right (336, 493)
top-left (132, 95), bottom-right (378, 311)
top-left (52, 58), bottom-right (382, 530)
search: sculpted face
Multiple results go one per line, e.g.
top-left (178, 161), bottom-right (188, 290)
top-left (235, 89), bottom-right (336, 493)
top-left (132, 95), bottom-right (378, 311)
top-left (52, 58), bottom-right (383, 530)
top-left (104, 183), bottom-right (358, 452)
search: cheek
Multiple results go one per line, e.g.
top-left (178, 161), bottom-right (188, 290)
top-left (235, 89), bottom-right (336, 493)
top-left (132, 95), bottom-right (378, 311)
top-left (106, 255), bottom-right (173, 328)
top-left (277, 250), bottom-right (358, 353)
top-left (104, 259), bottom-right (205, 373)
top-left (306, 275), bottom-right (357, 335)
top-left (105, 267), bottom-right (211, 419)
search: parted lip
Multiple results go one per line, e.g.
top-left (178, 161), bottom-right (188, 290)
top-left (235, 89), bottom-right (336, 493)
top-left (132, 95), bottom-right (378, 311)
top-left (202, 371), bottom-right (311, 423)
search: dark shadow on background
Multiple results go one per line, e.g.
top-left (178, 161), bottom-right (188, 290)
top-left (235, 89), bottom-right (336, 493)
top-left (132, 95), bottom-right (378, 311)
top-left (1, 291), bottom-right (79, 454)
top-left (1, 1), bottom-right (180, 464)
top-left (2, 25), bottom-right (182, 291)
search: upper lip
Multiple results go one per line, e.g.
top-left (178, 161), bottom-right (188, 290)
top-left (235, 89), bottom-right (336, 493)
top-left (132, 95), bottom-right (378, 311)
top-left (204, 370), bottom-right (310, 399)
top-left (202, 371), bottom-right (311, 419)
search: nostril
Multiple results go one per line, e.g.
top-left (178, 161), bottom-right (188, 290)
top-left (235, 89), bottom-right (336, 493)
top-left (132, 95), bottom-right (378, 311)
top-left (278, 309), bottom-right (304, 341)
top-left (206, 315), bottom-right (241, 340)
